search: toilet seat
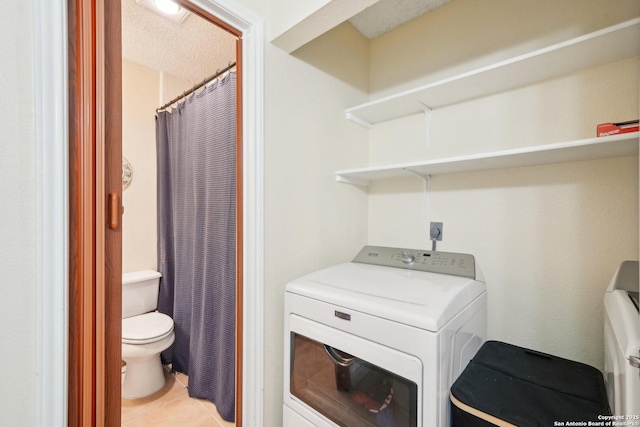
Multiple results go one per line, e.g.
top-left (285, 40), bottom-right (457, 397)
top-left (122, 312), bottom-right (174, 345)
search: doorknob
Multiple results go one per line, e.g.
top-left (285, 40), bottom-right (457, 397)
top-left (108, 192), bottom-right (119, 230)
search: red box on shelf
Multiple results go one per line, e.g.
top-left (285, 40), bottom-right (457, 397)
top-left (597, 120), bottom-right (639, 137)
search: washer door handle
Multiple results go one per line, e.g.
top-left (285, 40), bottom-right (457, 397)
top-left (629, 355), bottom-right (640, 369)
top-left (323, 345), bottom-right (355, 367)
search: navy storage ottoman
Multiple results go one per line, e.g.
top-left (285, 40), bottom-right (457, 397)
top-left (450, 341), bottom-right (611, 427)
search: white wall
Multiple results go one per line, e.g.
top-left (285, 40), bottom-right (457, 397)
top-left (369, 0), bottom-right (640, 99)
top-left (160, 71), bottom-right (195, 105)
top-left (262, 22), bottom-right (370, 426)
top-left (370, 57), bottom-right (639, 165)
top-left (122, 60), bottom-right (161, 273)
top-left (269, 0), bottom-right (378, 53)
top-left (270, 0), bottom-right (330, 38)
top-left (121, 59), bottom-right (195, 273)
top-left (367, 0), bottom-right (640, 370)
top-left (369, 157), bottom-right (638, 368)
top-left (0, 1), bottom-right (36, 426)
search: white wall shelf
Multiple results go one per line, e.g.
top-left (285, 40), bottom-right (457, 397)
top-left (345, 18), bottom-right (640, 126)
top-left (335, 132), bottom-right (639, 186)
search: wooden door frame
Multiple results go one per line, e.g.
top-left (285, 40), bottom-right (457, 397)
top-left (66, 0), bottom-right (265, 426)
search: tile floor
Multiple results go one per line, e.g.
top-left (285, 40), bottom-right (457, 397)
top-left (121, 368), bottom-right (235, 427)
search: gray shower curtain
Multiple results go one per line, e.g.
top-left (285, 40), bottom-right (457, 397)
top-left (156, 72), bottom-right (236, 421)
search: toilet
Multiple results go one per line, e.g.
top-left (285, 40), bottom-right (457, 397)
top-left (122, 270), bottom-right (175, 399)
top-left (604, 260), bottom-right (640, 416)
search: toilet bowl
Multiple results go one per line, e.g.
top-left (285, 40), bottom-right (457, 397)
top-left (122, 271), bottom-right (175, 399)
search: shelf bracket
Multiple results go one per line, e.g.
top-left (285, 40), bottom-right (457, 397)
top-left (419, 102), bottom-right (432, 148)
top-left (345, 112), bottom-right (372, 129)
top-left (403, 168), bottom-right (430, 219)
top-left (336, 174), bottom-right (370, 187)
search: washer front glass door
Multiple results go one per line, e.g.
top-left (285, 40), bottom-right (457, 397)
top-left (290, 332), bottom-right (418, 427)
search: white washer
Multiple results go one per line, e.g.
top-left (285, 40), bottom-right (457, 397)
top-left (604, 260), bottom-right (640, 417)
top-left (283, 246), bottom-right (487, 427)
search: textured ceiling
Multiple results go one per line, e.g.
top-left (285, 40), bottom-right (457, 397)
top-left (121, 0), bottom-right (236, 83)
top-left (349, 0), bottom-right (452, 39)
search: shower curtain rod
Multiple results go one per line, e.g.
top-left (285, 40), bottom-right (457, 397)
top-left (156, 61), bottom-right (237, 112)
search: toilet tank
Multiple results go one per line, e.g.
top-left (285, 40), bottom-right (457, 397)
top-left (122, 270), bottom-right (162, 319)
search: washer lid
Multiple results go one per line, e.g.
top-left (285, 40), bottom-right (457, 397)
top-left (122, 312), bottom-right (174, 343)
top-left (286, 262), bottom-right (486, 332)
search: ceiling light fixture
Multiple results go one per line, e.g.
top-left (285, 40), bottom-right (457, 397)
top-left (153, 0), bottom-right (181, 14)
top-left (136, 0), bottom-right (190, 24)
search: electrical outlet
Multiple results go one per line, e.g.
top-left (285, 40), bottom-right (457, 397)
top-left (430, 222), bottom-right (443, 241)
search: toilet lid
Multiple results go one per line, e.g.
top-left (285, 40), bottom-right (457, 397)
top-left (122, 312), bottom-right (174, 344)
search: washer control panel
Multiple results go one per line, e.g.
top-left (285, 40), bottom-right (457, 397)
top-left (353, 246), bottom-right (476, 279)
